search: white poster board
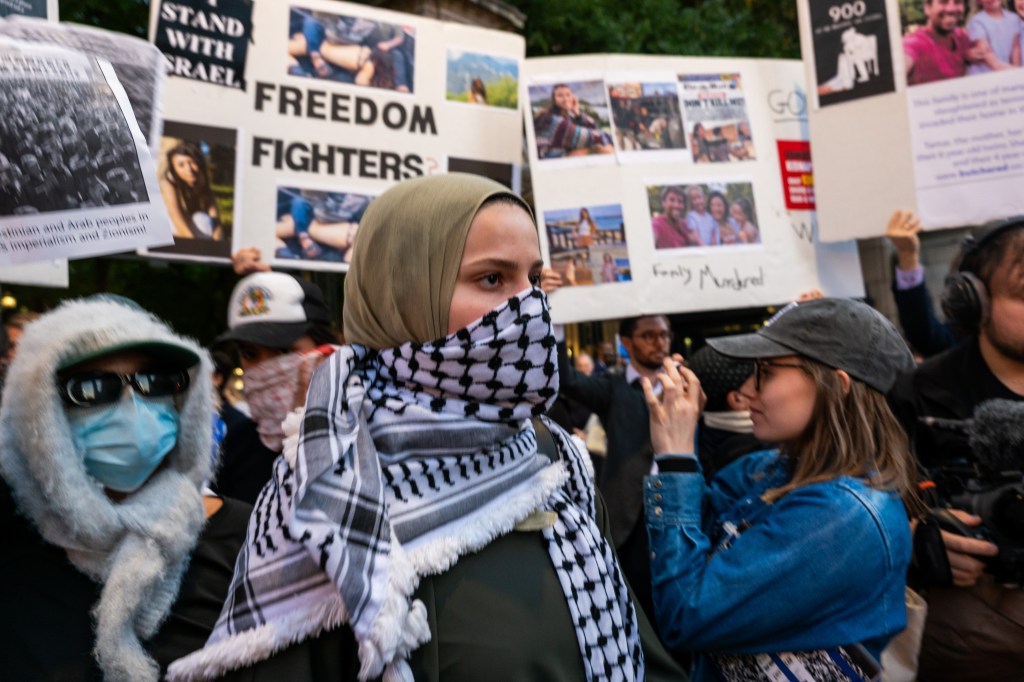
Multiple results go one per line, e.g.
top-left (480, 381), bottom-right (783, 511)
top-left (799, 0), bottom-right (1024, 240)
top-left (523, 54), bottom-right (863, 324)
top-left (0, 258), bottom-right (68, 286)
top-left (0, 39), bottom-right (172, 266)
top-left (148, 0), bottom-right (524, 267)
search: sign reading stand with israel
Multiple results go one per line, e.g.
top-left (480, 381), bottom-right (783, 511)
top-left (148, 0), bottom-right (525, 268)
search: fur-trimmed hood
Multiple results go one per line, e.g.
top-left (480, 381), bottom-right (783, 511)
top-left (0, 296), bottom-right (214, 682)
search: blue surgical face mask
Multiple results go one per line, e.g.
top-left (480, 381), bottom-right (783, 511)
top-left (67, 392), bottom-right (180, 493)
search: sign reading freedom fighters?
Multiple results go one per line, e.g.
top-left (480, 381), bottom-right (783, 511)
top-left (148, 0), bottom-right (524, 268)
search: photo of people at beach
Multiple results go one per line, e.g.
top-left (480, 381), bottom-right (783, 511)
top-left (646, 181), bottom-right (761, 250)
top-left (543, 203), bottom-right (631, 286)
top-left (286, 6), bottom-right (415, 93)
top-left (529, 80), bottom-right (615, 160)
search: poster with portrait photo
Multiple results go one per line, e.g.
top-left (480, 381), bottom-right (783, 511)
top-left (646, 181), bottom-right (761, 252)
top-left (141, 121), bottom-right (237, 262)
top-left (273, 184), bottom-right (373, 271)
top-left (810, 0), bottom-right (896, 108)
top-left (543, 203), bottom-right (631, 287)
top-left (286, 5), bottom-right (415, 93)
top-left (0, 40), bottom-right (171, 266)
top-left (0, 0), bottom-right (55, 20)
top-left (0, 17), bottom-right (165, 152)
top-left (446, 49), bottom-right (518, 110)
top-left (527, 78), bottom-right (615, 164)
top-left (679, 73), bottom-right (756, 164)
top-left (606, 77), bottom-right (687, 161)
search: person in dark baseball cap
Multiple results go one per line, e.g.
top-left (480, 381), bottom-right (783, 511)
top-left (640, 297), bottom-right (924, 677)
top-left (212, 272), bottom-right (338, 504)
top-left (685, 345), bottom-right (762, 479)
top-left (707, 297), bottom-right (915, 393)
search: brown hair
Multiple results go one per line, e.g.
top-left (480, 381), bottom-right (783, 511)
top-left (765, 359), bottom-right (925, 516)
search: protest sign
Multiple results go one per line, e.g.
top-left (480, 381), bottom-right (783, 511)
top-left (0, 17), bottom-right (166, 151)
top-left (798, 0), bottom-right (1024, 240)
top-left (0, 39), bottom-right (172, 266)
top-left (0, 0), bottom-right (55, 20)
top-left (524, 55), bottom-right (863, 324)
top-left (148, 0), bottom-right (524, 267)
top-left (0, 258), bottom-right (68, 286)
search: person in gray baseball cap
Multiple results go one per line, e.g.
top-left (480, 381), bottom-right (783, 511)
top-left (640, 297), bottom-right (924, 680)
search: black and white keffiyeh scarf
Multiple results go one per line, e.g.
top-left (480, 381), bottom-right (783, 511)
top-left (169, 288), bottom-right (644, 682)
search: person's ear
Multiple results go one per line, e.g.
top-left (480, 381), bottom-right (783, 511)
top-left (726, 389), bottom-right (747, 411)
top-left (836, 369), bottom-right (852, 396)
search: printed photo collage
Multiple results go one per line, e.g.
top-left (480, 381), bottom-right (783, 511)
top-left (526, 72), bottom-right (763, 292)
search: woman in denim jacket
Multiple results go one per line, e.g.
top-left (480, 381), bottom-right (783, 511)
top-left (643, 298), bottom-right (922, 681)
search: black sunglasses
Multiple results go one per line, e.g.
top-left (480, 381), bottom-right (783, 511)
top-left (58, 370), bottom-right (190, 407)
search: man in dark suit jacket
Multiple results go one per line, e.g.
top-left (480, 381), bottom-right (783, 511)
top-left (557, 314), bottom-right (674, 624)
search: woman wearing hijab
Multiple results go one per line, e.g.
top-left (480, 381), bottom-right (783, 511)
top-left (0, 296), bottom-right (250, 681)
top-left (169, 173), bottom-right (683, 682)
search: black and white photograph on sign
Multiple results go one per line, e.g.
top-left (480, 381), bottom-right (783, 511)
top-left (0, 56), bottom-right (148, 217)
top-left (154, 0), bottom-right (254, 91)
top-left (647, 182), bottom-right (761, 250)
top-left (529, 80), bottom-right (615, 160)
top-left (286, 6), bottom-right (415, 93)
top-left (445, 49), bottom-right (518, 109)
top-left (0, 0), bottom-right (49, 19)
top-left (899, 0), bottom-right (1023, 86)
top-left (275, 186), bottom-right (372, 264)
top-left (0, 17), bottom-right (165, 149)
top-left (679, 74), bottom-right (756, 163)
top-left (148, 120), bottom-right (236, 261)
top-left (543, 204), bottom-right (631, 286)
top-left (607, 81), bottom-right (686, 152)
top-left (812, 0), bottom-right (896, 106)
top-left (0, 41), bottom-right (171, 266)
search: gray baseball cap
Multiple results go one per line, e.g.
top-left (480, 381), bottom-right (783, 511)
top-left (707, 298), bottom-right (914, 393)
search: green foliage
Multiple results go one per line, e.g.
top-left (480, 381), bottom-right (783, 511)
top-left (506, 0), bottom-right (800, 59)
top-left (898, 0), bottom-right (926, 32)
top-left (59, 0), bottom-right (149, 37)
top-left (486, 74), bottom-right (519, 109)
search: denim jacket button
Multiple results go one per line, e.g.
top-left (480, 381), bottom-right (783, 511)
top-left (654, 507), bottom-right (663, 516)
top-left (653, 479), bottom-right (663, 489)
top-left (654, 494), bottom-right (662, 502)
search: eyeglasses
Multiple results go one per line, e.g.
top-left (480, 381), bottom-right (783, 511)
top-left (633, 330), bottom-right (673, 344)
top-left (754, 360), bottom-right (805, 391)
top-left (58, 370), bottom-right (190, 407)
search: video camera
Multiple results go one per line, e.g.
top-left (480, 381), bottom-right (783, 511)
top-left (918, 399), bottom-right (1024, 587)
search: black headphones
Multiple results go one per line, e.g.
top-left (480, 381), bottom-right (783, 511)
top-left (940, 215), bottom-right (1024, 330)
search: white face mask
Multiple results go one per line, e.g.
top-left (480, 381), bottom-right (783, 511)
top-left (68, 394), bottom-right (180, 493)
top-left (243, 351), bottom-right (308, 451)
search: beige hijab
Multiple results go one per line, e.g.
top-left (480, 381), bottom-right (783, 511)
top-left (344, 173), bottom-right (534, 349)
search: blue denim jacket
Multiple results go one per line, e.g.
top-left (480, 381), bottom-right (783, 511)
top-left (644, 450), bottom-right (911, 681)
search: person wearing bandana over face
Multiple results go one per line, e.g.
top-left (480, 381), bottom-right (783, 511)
top-left (168, 173), bottom-right (685, 682)
top-left (212, 272), bottom-right (338, 504)
top-left (0, 296), bottom-right (251, 681)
